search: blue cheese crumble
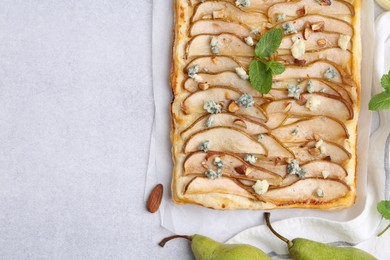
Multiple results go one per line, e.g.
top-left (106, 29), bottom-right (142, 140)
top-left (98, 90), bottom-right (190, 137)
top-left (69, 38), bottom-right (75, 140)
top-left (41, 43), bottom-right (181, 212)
top-left (213, 157), bottom-right (224, 168)
top-left (287, 84), bottom-right (301, 100)
top-left (235, 67), bottom-right (249, 80)
top-left (203, 100), bottom-right (222, 114)
top-left (252, 180), bottom-right (269, 195)
top-left (244, 154), bottom-right (258, 164)
top-left (287, 159), bottom-right (306, 178)
top-left (198, 140), bottom-right (210, 152)
top-left (204, 169), bottom-right (222, 180)
top-left (258, 134), bottom-right (264, 140)
top-left (244, 36), bottom-right (254, 46)
top-left (282, 22), bottom-right (297, 34)
top-left (276, 13), bottom-right (286, 22)
top-left (307, 80), bottom-right (314, 93)
top-left (210, 36), bottom-right (220, 54)
top-left (291, 128), bottom-right (299, 136)
top-left (323, 67), bottom-right (337, 80)
top-left (314, 188), bottom-right (325, 197)
top-left (187, 64), bottom-right (203, 82)
top-left (205, 116), bottom-right (214, 128)
top-left (235, 0), bottom-right (250, 7)
top-left (236, 93), bottom-right (254, 108)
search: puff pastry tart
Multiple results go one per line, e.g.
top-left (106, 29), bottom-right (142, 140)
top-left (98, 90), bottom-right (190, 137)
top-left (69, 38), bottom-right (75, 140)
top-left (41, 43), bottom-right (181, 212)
top-left (170, 0), bottom-right (361, 209)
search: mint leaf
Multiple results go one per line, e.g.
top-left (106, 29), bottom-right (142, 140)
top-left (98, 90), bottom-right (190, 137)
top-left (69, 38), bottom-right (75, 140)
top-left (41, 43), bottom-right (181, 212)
top-left (368, 92), bottom-right (390, 110)
top-left (255, 28), bottom-right (283, 59)
top-left (265, 60), bottom-right (285, 75)
top-left (378, 200), bottom-right (390, 220)
top-left (381, 71), bottom-right (390, 90)
top-left (249, 60), bottom-right (273, 94)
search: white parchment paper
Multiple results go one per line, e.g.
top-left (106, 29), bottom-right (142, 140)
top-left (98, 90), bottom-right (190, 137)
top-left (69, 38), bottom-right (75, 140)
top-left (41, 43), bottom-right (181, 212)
top-left (148, 0), bottom-right (378, 242)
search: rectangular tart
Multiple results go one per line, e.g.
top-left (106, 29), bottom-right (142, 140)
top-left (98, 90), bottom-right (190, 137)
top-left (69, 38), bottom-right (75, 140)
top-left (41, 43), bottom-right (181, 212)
top-left (170, 0), bottom-right (361, 209)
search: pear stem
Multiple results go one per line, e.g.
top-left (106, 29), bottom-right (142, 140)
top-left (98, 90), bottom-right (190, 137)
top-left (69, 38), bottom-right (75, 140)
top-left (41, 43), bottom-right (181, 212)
top-left (264, 212), bottom-right (293, 247)
top-left (159, 235), bottom-right (193, 247)
top-left (377, 223), bottom-right (390, 237)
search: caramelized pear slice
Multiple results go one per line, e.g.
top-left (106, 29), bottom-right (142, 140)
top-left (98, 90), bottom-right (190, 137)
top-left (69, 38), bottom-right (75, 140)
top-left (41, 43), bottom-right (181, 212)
top-left (192, 2), bottom-right (267, 29)
top-left (183, 152), bottom-right (282, 185)
top-left (301, 160), bottom-right (347, 180)
top-left (286, 140), bottom-right (351, 164)
top-left (183, 126), bottom-right (267, 155)
top-left (186, 56), bottom-right (251, 74)
top-left (182, 87), bottom-right (267, 121)
top-left (279, 48), bottom-right (352, 67)
top-left (263, 93), bottom-right (353, 120)
top-left (190, 0), bottom-right (284, 11)
top-left (274, 61), bottom-right (345, 84)
top-left (262, 178), bottom-right (350, 204)
top-left (263, 112), bottom-right (289, 129)
top-left (276, 15), bottom-right (353, 36)
top-left (185, 177), bottom-right (254, 199)
top-left (187, 34), bottom-right (254, 58)
top-left (280, 32), bottom-right (351, 51)
top-left (184, 71), bottom-right (261, 97)
top-left (271, 116), bottom-right (348, 144)
top-left (258, 134), bottom-right (295, 158)
top-left (268, 0), bottom-right (354, 23)
top-left (190, 20), bottom-right (251, 38)
top-left (181, 113), bottom-right (268, 140)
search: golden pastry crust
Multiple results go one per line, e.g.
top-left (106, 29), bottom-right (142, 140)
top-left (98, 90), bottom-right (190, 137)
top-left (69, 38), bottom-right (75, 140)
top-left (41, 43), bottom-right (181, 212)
top-left (170, 0), bottom-right (361, 210)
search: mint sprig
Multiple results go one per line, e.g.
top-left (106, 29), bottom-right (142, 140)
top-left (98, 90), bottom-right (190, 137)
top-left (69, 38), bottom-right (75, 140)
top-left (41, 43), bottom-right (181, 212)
top-left (377, 200), bottom-right (390, 237)
top-left (369, 71), bottom-right (390, 111)
top-left (249, 28), bottom-right (285, 94)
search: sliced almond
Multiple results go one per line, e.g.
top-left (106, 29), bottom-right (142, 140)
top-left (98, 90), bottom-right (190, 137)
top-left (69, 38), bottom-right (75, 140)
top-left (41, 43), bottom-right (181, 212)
top-left (211, 55), bottom-right (218, 64)
top-left (233, 118), bottom-right (247, 129)
top-left (228, 100), bottom-right (240, 113)
top-left (317, 39), bottom-right (327, 47)
top-left (294, 59), bottom-right (307, 66)
top-left (296, 95), bottom-right (307, 106)
top-left (198, 82), bottom-right (209, 90)
top-left (311, 21), bottom-right (325, 32)
top-left (283, 102), bottom-right (292, 112)
top-left (319, 0), bottom-right (332, 6)
top-left (274, 157), bottom-right (282, 165)
top-left (303, 27), bottom-right (312, 40)
top-left (147, 184), bottom-right (163, 213)
top-left (308, 147), bottom-right (321, 156)
top-left (313, 134), bottom-right (320, 141)
top-left (296, 5), bottom-right (308, 16)
top-left (324, 155), bottom-right (332, 161)
top-left (234, 165), bottom-right (248, 175)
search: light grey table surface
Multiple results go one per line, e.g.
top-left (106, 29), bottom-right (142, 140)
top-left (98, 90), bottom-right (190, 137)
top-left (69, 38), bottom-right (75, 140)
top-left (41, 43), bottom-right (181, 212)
top-left (0, 1), bottom-right (386, 259)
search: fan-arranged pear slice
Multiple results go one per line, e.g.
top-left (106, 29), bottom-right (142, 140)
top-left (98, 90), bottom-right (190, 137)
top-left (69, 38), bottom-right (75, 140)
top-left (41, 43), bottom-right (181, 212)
top-left (181, 113), bottom-right (269, 141)
top-left (192, 1), bottom-right (267, 29)
top-left (182, 87), bottom-right (267, 121)
top-left (279, 48), bottom-right (352, 67)
top-left (271, 116), bottom-right (348, 144)
top-left (258, 134), bottom-right (295, 158)
top-left (268, 0), bottom-right (354, 23)
top-left (263, 112), bottom-right (289, 129)
top-left (186, 56), bottom-right (251, 74)
top-left (190, 0), bottom-right (284, 11)
top-left (254, 158), bottom-right (288, 177)
top-left (184, 71), bottom-right (261, 97)
top-left (286, 140), bottom-right (351, 164)
top-left (263, 93), bottom-right (353, 120)
top-left (183, 126), bottom-right (267, 155)
top-left (261, 178), bottom-right (350, 204)
top-left (280, 32), bottom-right (351, 51)
top-left (274, 61), bottom-right (345, 84)
top-left (301, 160), bottom-right (347, 180)
top-left (277, 15), bottom-right (353, 36)
top-left (183, 152), bottom-right (282, 185)
top-left (190, 20), bottom-right (251, 38)
top-left (187, 34), bottom-right (254, 58)
top-left (184, 176), bottom-right (255, 199)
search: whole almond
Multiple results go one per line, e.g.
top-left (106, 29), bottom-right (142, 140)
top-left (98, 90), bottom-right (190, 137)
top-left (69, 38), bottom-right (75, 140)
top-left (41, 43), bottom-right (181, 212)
top-left (147, 184), bottom-right (163, 213)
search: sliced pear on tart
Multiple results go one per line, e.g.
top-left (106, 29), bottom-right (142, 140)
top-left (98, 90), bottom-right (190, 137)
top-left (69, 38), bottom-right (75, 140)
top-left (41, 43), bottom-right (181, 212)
top-left (182, 87), bottom-right (267, 120)
top-left (181, 113), bottom-right (269, 140)
top-left (190, 20), bottom-right (252, 37)
top-left (261, 178), bottom-right (350, 204)
top-left (276, 15), bottom-right (353, 36)
top-left (268, 0), bottom-right (354, 23)
top-left (258, 134), bottom-right (295, 158)
top-left (286, 140), bottom-right (351, 164)
top-left (186, 56), bottom-right (251, 74)
top-left (187, 34), bottom-right (254, 58)
top-left (185, 176), bottom-right (255, 199)
top-left (301, 160), bottom-right (347, 180)
top-left (192, 1), bottom-right (267, 29)
top-left (271, 116), bottom-right (348, 144)
top-left (184, 71), bottom-right (261, 97)
top-left (183, 152), bottom-right (282, 185)
top-left (190, 0), bottom-right (284, 11)
top-left (279, 48), bottom-right (352, 67)
top-left (183, 126), bottom-right (267, 155)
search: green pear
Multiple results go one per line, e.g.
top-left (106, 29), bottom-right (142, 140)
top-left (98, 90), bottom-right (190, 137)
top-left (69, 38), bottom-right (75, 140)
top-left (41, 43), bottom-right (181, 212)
top-left (159, 234), bottom-right (270, 260)
top-left (264, 212), bottom-right (377, 260)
